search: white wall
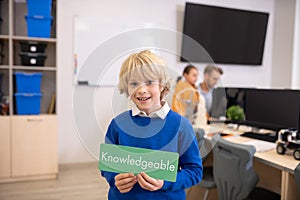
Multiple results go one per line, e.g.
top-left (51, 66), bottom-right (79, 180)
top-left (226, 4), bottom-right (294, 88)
top-left (292, 0), bottom-right (300, 89)
top-left (57, 0), bottom-right (276, 163)
top-left (271, 0), bottom-right (295, 88)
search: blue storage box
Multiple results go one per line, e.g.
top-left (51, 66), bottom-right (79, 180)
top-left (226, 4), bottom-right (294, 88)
top-left (14, 72), bottom-right (42, 93)
top-left (25, 15), bottom-right (53, 38)
top-left (27, 0), bottom-right (52, 16)
top-left (15, 93), bottom-right (42, 115)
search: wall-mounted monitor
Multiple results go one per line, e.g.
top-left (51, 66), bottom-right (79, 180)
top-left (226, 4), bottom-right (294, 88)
top-left (181, 3), bottom-right (269, 65)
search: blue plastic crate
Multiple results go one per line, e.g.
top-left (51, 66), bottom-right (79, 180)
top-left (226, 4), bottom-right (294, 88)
top-left (15, 93), bottom-right (42, 115)
top-left (14, 72), bottom-right (42, 93)
top-left (25, 15), bottom-right (53, 38)
top-left (27, 0), bottom-right (52, 16)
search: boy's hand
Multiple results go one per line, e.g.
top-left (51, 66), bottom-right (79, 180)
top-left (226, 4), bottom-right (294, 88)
top-left (137, 172), bottom-right (164, 191)
top-left (115, 173), bottom-right (137, 193)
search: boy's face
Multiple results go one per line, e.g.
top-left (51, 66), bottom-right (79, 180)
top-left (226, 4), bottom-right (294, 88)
top-left (128, 78), bottom-right (163, 115)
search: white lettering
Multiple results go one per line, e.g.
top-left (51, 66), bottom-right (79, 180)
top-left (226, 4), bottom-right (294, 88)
top-left (130, 159), bottom-right (135, 165)
top-left (141, 160), bottom-right (147, 170)
top-left (148, 161), bottom-right (153, 168)
top-left (113, 156), bottom-right (119, 163)
top-left (108, 155), bottom-right (113, 162)
top-left (169, 165), bottom-right (175, 172)
top-left (119, 156), bottom-right (128, 164)
top-left (101, 152), bottom-right (176, 173)
top-left (135, 156), bottom-right (142, 166)
top-left (101, 152), bottom-right (107, 161)
top-left (127, 155), bottom-right (130, 164)
top-left (160, 160), bottom-right (166, 170)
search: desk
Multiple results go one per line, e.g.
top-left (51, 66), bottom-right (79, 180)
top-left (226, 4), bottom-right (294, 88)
top-left (187, 125), bottom-right (300, 200)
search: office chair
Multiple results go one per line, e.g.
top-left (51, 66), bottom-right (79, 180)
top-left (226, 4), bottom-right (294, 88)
top-left (212, 136), bottom-right (280, 200)
top-left (295, 163), bottom-right (300, 196)
top-left (194, 128), bottom-right (216, 200)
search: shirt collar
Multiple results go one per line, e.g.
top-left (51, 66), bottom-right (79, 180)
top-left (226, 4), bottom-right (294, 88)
top-left (199, 84), bottom-right (214, 94)
top-left (131, 101), bottom-right (170, 119)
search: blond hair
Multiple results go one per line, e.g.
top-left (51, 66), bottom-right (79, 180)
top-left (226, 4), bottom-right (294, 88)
top-left (118, 50), bottom-right (171, 99)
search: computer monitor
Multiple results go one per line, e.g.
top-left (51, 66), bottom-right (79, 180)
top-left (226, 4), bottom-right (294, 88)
top-left (245, 89), bottom-right (300, 131)
top-left (210, 87), bottom-right (226, 118)
top-left (211, 87), bottom-right (248, 119)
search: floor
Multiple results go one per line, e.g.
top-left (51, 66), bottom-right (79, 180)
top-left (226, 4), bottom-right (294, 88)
top-left (0, 162), bottom-right (109, 200)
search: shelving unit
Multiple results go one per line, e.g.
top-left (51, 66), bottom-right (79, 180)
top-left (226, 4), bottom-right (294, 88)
top-left (0, 0), bottom-right (58, 182)
top-left (12, 35), bottom-right (57, 42)
top-left (0, 35), bottom-right (10, 39)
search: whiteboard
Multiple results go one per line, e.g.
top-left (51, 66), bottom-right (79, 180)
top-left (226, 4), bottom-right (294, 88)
top-left (73, 16), bottom-right (162, 86)
top-left (73, 16), bottom-right (212, 86)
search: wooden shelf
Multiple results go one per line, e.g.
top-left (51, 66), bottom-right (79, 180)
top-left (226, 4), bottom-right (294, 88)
top-left (0, 35), bottom-right (10, 39)
top-left (12, 66), bottom-right (56, 71)
top-left (12, 36), bottom-right (57, 43)
top-left (11, 114), bottom-right (57, 117)
top-left (0, 66), bottom-right (10, 69)
top-left (0, 115), bottom-right (10, 118)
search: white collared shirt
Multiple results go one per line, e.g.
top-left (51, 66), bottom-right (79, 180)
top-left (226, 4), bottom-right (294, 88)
top-left (199, 87), bottom-right (214, 115)
top-left (131, 101), bottom-right (170, 119)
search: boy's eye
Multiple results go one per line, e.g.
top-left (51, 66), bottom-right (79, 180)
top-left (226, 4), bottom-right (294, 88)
top-left (129, 82), bottom-right (138, 87)
top-left (145, 80), bottom-right (154, 85)
top-left (145, 80), bottom-right (159, 85)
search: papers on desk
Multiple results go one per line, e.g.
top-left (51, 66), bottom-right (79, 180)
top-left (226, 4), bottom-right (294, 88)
top-left (203, 125), bottom-right (224, 134)
top-left (240, 140), bottom-right (276, 153)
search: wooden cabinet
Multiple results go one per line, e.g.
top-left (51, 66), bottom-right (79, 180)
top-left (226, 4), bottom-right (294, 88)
top-left (11, 115), bottom-right (58, 177)
top-left (0, 116), bottom-right (11, 178)
top-left (0, 115), bottom-right (58, 183)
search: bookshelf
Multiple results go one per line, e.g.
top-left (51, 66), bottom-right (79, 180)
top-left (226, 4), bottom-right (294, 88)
top-left (0, 0), bottom-right (58, 182)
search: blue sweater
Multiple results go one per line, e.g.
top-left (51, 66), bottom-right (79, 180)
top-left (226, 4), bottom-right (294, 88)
top-left (101, 110), bottom-right (203, 200)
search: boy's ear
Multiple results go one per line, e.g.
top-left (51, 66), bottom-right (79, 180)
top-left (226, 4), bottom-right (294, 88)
top-left (161, 87), bottom-right (169, 97)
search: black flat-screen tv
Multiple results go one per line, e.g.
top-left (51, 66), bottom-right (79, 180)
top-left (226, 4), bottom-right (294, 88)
top-left (181, 3), bottom-right (269, 65)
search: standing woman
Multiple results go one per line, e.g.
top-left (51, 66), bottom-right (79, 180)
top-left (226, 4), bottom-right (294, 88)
top-left (171, 65), bottom-right (199, 124)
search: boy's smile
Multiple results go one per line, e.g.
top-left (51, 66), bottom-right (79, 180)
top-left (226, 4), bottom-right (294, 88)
top-left (136, 96), bottom-right (151, 102)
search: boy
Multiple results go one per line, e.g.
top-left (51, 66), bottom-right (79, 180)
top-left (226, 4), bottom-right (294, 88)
top-left (101, 50), bottom-right (202, 199)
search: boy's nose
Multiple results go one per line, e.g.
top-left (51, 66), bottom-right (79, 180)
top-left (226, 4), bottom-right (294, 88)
top-left (137, 84), bottom-right (147, 94)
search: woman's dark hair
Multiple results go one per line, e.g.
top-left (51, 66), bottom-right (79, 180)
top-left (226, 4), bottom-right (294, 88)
top-left (183, 65), bottom-right (197, 75)
top-left (176, 76), bottom-right (182, 83)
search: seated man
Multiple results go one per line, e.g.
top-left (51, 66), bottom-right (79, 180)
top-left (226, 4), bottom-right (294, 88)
top-left (199, 64), bottom-right (223, 118)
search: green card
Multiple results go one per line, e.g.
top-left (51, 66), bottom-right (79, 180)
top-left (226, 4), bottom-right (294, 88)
top-left (98, 143), bottom-right (179, 182)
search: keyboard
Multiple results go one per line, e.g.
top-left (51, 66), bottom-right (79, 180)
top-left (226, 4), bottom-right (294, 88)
top-left (240, 132), bottom-right (277, 143)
